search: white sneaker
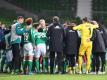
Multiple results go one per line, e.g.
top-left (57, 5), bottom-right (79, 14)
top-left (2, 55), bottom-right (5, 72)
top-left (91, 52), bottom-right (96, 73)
top-left (102, 72), bottom-right (106, 74)
top-left (97, 71), bottom-right (103, 75)
top-left (78, 71), bottom-right (82, 74)
top-left (76, 63), bottom-right (78, 66)
top-left (86, 71), bottom-right (89, 74)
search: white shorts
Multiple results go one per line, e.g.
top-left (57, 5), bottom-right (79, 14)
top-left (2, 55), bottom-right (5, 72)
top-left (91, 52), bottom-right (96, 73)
top-left (23, 43), bottom-right (34, 56)
top-left (35, 44), bottom-right (46, 58)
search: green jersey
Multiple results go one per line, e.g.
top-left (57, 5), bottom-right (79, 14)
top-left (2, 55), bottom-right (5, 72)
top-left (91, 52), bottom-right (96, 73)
top-left (22, 27), bottom-right (34, 44)
top-left (35, 28), bottom-right (47, 45)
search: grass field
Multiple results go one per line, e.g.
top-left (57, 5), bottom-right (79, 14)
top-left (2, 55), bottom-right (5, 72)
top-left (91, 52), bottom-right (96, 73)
top-left (0, 61), bottom-right (107, 80)
top-left (0, 64), bottom-right (107, 80)
top-left (0, 73), bottom-right (107, 80)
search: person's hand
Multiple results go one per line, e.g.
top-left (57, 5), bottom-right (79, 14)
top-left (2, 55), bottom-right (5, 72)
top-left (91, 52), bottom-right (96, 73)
top-left (87, 38), bottom-right (91, 42)
top-left (91, 21), bottom-right (99, 26)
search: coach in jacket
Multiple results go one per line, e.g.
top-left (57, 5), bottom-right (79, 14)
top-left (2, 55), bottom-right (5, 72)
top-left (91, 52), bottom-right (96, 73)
top-left (65, 23), bottom-right (79, 74)
top-left (11, 16), bottom-right (26, 74)
top-left (92, 25), bottom-right (106, 74)
top-left (47, 16), bottom-right (65, 74)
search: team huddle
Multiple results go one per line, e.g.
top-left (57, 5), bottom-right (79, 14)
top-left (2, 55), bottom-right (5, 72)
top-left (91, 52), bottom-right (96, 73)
top-left (0, 16), bottom-right (107, 75)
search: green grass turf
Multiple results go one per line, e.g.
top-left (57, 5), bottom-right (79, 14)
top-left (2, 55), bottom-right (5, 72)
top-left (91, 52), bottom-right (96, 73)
top-left (0, 62), bottom-right (107, 80)
top-left (0, 73), bottom-right (107, 80)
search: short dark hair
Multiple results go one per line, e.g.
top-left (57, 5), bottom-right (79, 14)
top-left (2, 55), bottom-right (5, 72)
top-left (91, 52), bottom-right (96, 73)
top-left (82, 17), bottom-right (89, 22)
top-left (53, 16), bottom-right (59, 22)
top-left (17, 16), bottom-right (24, 20)
top-left (33, 23), bottom-right (39, 29)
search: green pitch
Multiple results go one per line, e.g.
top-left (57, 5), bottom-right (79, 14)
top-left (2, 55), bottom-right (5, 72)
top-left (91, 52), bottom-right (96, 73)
top-left (0, 62), bottom-right (107, 80)
top-left (0, 74), bottom-right (107, 80)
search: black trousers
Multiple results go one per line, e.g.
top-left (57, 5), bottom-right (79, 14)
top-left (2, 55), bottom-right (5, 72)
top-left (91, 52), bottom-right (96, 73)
top-left (92, 52), bottom-right (106, 72)
top-left (66, 54), bottom-right (76, 67)
top-left (50, 51), bottom-right (63, 73)
top-left (12, 43), bottom-right (21, 72)
top-left (0, 41), bottom-right (6, 58)
top-left (0, 41), bottom-right (6, 50)
top-left (5, 61), bottom-right (12, 72)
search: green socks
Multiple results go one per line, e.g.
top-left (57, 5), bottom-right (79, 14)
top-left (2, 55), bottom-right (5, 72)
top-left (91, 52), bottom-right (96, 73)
top-left (23, 61), bottom-right (28, 74)
top-left (35, 59), bottom-right (40, 73)
top-left (28, 61), bottom-right (32, 73)
top-left (23, 60), bottom-right (33, 73)
top-left (43, 57), bottom-right (48, 72)
top-left (63, 61), bottom-right (67, 73)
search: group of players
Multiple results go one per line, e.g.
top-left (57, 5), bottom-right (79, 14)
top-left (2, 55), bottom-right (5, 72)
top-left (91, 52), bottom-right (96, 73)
top-left (0, 16), bottom-right (107, 75)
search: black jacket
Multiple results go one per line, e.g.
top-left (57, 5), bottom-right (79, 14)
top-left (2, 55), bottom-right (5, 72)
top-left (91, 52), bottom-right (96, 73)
top-left (65, 27), bottom-right (79, 54)
top-left (47, 23), bottom-right (65, 52)
top-left (99, 26), bottom-right (107, 48)
top-left (92, 29), bottom-right (106, 53)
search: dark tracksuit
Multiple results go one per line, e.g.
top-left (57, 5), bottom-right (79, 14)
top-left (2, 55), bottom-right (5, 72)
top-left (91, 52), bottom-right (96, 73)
top-left (0, 27), bottom-right (6, 50)
top-left (47, 22), bottom-right (65, 74)
top-left (0, 27), bottom-right (6, 60)
top-left (65, 27), bottom-right (79, 68)
top-left (92, 28), bottom-right (106, 73)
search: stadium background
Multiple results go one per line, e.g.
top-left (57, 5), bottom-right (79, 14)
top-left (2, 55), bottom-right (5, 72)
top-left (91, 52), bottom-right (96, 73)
top-left (1, 0), bottom-right (107, 59)
top-left (0, 0), bottom-right (107, 27)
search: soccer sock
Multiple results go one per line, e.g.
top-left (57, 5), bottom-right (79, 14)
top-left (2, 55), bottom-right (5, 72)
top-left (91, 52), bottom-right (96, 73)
top-left (64, 60), bottom-right (67, 73)
top-left (86, 55), bottom-right (91, 72)
top-left (28, 61), bottom-right (33, 73)
top-left (35, 59), bottom-right (40, 73)
top-left (23, 60), bottom-right (28, 74)
top-left (78, 55), bottom-right (83, 72)
top-left (32, 60), bottom-right (35, 72)
top-left (43, 57), bottom-right (47, 72)
top-left (62, 60), bottom-right (66, 73)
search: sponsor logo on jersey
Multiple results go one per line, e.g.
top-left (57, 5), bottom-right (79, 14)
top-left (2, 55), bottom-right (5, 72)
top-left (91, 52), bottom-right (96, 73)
top-left (54, 26), bottom-right (61, 29)
top-left (69, 30), bottom-right (75, 32)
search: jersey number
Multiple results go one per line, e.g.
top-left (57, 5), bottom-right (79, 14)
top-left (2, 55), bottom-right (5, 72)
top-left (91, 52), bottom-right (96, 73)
top-left (88, 27), bottom-right (91, 35)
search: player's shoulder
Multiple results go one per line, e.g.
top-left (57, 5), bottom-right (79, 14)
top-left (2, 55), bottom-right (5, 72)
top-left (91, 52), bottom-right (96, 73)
top-left (80, 23), bottom-right (84, 26)
top-left (84, 22), bottom-right (93, 27)
top-left (11, 22), bottom-right (18, 27)
top-left (77, 24), bottom-right (83, 28)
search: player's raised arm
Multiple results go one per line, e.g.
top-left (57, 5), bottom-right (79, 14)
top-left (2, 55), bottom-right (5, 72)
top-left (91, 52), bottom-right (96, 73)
top-left (91, 21), bottom-right (99, 29)
top-left (73, 24), bottom-right (82, 30)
